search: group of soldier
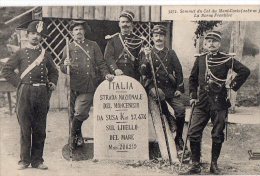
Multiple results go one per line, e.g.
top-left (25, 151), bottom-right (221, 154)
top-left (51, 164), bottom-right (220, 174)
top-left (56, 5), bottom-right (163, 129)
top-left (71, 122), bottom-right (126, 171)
top-left (2, 9), bottom-right (250, 175)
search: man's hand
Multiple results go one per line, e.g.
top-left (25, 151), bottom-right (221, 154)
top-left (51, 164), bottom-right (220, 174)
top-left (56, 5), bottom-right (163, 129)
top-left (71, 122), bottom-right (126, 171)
top-left (143, 47), bottom-right (151, 57)
top-left (105, 74), bottom-right (115, 82)
top-left (114, 69), bottom-right (123, 76)
top-left (48, 82), bottom-right (56, 91)
top-left (64, 57), bottom-right (71, 66)
top-left (190, 99), bottom-right (197, 106)
top-left (174, 90), bottom-right (182, 97)
top-left (149, 88), bottom-right (165, 101)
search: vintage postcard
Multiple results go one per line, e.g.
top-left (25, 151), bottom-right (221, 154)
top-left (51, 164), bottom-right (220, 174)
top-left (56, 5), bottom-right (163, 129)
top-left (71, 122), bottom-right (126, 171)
top-left (0, 4), bottom-right (259, 176)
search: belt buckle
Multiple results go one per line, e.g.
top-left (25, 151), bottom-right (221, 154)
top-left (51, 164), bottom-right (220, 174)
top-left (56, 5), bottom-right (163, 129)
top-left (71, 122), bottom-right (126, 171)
top-left (32, 83), bottom-right (40, 86)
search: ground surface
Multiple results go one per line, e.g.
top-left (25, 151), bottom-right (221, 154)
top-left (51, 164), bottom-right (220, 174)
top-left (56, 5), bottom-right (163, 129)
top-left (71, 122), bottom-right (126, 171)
top-left (0, 106), bottom-right (259, 176)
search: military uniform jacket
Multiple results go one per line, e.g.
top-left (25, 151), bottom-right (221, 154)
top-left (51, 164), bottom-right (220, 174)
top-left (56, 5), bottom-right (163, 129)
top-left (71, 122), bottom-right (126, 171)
top-left (189, 51), bottom-right (250, 110)
top-left (60, 39), bottom-right (109, 93)
top-left (141, 47), bottom-right (184, 98)
top-left (104, 33), bottom-right (143, 80)
top-left (2, 47), bottom-right (58, 87)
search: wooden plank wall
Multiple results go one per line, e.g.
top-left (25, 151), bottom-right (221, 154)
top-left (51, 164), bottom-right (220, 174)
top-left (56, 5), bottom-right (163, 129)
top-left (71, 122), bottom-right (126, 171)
top-left (42, 6), bottom-right (162, 22)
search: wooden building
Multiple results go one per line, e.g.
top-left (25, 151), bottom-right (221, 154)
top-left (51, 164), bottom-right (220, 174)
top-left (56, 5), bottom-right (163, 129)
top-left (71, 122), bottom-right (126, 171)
top-left (7, 6), bottom-right (173, 110)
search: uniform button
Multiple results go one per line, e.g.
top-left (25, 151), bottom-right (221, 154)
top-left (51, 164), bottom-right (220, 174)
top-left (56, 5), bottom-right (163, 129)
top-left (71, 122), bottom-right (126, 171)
top-left (41, 64), bottom-right (43, 66)
top-left (166, 67), bottom-right (168, 69)
top-left (125, 64), bottom-right (127, 66)
top-left (41, 80), bottom-right (43, 82)
top-left (157, 74), bottom-right (159, 76)
top-left (41, 72), bottom-right (43, 74)
top-left (30, 76), bottom-right (32, 79)
top-left (75, 58), bottom-right (78, 60)
top-left (30, 81), bottom-right (32, 83)
top-left (29, 72), bottom-right (32, 74)
top-left (158, 81), bottom-right (160, 83)
top-left (41, 68), bottom-right (43, 70)
top-left (156, 67), bottom-right (159, 69)
top-left (87, 51), bottom-right (89, 53)
top-left (166, 81), bottom-right (168, 83)
top-left (87, 72), bottom-right (89, 75)
top-left (86, 44), bottom-right (88, 46)
top-left (155, 60), bottom-right (158, 62)
top-left (87, 58), bottom-right (89, 61)
top-left (166, 59), bottom-right (168, 61)
top-left (41, 76), bottom-right (43, 78)
top-left (75, 51), bottom-right (77, 53)
top-left (28, 61), bottom-right (30, 63)
top-left (87, 65), bottom-right (89, 67)
top-left (28, 57), bottom-right (30, 59)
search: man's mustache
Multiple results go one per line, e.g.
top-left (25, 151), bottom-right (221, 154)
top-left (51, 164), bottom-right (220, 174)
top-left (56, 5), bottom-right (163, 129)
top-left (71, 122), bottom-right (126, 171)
top-left (122, 25), bottom-right (130, 28)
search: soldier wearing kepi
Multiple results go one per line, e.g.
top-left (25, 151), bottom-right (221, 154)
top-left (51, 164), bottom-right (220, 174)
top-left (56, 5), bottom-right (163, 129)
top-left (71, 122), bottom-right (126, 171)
top-left (184, 31), bottom-right (250, 174)
top-left (2, 20), bottom-right (59, 170)
top-left (104, 10), bottom-right (144, 80)
top-left (140, 25), bottom-right (188, 156)
top-left (60, 20), bottom-right (114, 150)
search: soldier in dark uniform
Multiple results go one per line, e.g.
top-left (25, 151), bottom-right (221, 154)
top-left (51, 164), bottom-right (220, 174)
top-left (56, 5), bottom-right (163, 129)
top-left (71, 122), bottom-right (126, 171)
top-left (2, 20), bottom-right (59, 170)
top-left (104, 10), bottom-right (144, 80)
top-left (184, 31), bottom-right (250, 174)
top-left (60, 20), bottom-right (114, 150)
top-left (140, 25), bottom-right (188, 156)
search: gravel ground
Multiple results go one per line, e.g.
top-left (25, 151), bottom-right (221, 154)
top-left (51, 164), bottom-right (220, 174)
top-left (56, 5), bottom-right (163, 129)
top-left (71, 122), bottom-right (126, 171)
top-left (0, 106), bottom-right (259, 176)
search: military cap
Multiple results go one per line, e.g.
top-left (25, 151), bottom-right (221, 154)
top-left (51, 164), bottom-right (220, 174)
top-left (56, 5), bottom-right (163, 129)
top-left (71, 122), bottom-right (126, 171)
top-left (69, 20), bottom-right (88, 31)
top-left (152, 25), bottom-right (167, 35)
top-left (205, 31), bottom-right (222, 41)
top-left (16, 20), bottom-right (49, 38)
top-left (119, 10), bottom-right (135, 22)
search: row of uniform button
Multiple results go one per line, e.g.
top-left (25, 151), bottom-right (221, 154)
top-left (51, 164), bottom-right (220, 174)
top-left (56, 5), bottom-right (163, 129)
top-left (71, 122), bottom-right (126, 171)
top-left (156, 80), bottom-right (170, 84)
top-left (25, 48), bottom-right (46, 83)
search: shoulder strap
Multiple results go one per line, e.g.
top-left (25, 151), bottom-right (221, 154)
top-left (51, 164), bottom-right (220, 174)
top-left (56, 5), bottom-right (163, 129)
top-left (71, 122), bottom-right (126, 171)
top-left (118, 34), bottom-right (135, 59)
top-left (73, 41), bottom-right (91, 58)
top-left (152, 50), bottom-right (170, 76)
top-left (20, 48), bottom-right (46, 79)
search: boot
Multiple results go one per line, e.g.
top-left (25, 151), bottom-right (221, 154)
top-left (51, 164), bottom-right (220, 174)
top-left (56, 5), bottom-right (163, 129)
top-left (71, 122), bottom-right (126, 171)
top-left (75, 120), bottom-right (84, 147)
top-left (69, 118), bottom-right (82, 150)
top-left (180, 141), bottom-right (201, 175)
top-left (210, 142), bottom-right (222, 174)
top-left (175, 116), bottom-right (185, 151)
top-left (161, 101), bottom-right (176, 133)
top-left (166, 114), bottom-right (177, 133)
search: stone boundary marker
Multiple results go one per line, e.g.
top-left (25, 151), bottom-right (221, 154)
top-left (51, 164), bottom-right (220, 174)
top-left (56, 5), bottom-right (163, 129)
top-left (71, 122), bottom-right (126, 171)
top-left (93, 75), bottom-right (149, 160)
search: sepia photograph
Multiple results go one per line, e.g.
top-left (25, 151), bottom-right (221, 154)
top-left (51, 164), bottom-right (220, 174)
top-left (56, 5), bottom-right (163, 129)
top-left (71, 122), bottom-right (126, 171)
top-left (0, 4), bottom-right (259, 176)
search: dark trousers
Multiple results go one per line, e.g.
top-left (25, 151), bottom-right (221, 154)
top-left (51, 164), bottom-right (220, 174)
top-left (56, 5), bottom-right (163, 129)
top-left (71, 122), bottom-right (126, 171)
top-left (162, 96), bottom-right (186, 139)
top-left (188, 107), bottom-right (228, 143)
top-left (16, 84), bottom-right (49, 166)
top-left (70, 90), bottom-right (94, 122)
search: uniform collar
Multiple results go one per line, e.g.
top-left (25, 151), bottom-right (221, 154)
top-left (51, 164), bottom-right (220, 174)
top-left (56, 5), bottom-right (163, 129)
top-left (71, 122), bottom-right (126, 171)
top-left (121, 32), bottom-right (132, 37)
top-left (26, 43), bottom-right (41, 50)
top-left (75, 39), bottom-right (85, 44)
top-left (208, 51), bottom-right (219, 57)
top-left (153, 46), bottom-right (168, 54)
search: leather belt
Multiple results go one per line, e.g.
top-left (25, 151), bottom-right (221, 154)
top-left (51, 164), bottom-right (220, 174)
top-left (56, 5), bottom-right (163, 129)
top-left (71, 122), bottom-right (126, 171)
top-left (32, 83), bottom-right (47, 87)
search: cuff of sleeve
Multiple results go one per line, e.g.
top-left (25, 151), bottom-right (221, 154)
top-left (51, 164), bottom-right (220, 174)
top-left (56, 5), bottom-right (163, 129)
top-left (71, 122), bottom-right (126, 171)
top-left (230, 81), bottom-right (239, 91)
top-left (177, 82), bottom-right (185, 93)
top-left (190, 92), bottom-right (197, 99)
